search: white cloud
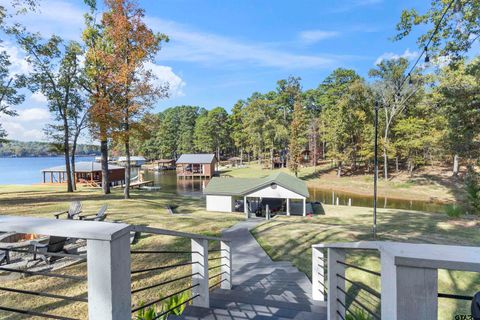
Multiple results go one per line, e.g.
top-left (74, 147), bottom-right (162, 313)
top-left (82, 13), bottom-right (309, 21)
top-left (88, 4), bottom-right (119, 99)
top-left (16, 108), bottom-right (51, 122)
top-left (2, 0), bottom-right (86, 41)
top-left (331, 0), bottom-right (383, 13)
top-left (30, 92), bottom-right (48, 103)
top-left (0, 42), bottom-right (30, 74)
top-left (299, 30), bottom-right (340, 44)
top-left (148, 18), bottom-right (339, 69)
top-left (145, 62), bottom-right (186, 98)
top-left (2, 0), bottom-right (345, 72)
top-left (374, 49), bottom-right (419, 65)
top-left (0, 107), bottom-right (51, 141)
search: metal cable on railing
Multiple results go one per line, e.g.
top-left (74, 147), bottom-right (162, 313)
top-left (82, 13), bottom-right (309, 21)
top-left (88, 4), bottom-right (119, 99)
top-left (0, 245), bottom-right (88, 320)
top-left (131, 284), bottom-right (200, 313)
top-left (0, 306), bottom-right (79, 320)
top-left (131, 261), bottom-right (198, 274)
top-left (208, 263), bottom-right (226, 270)
top-left (438, 292), bottom-right (473, 301)
top-left (0, 286), bottom-right (88, 302)
top-left (336, 309), bottom-right (346, 320)
top-left (0, 266), bottom-right (87, 281)
top-left (129, 226), bottom-right (232, 318)
top-left (208, 256), bottom-right (224, 261)
top-left (132, 272), bottom-right (199, 294)
top-left (151, 294), bottom-right (199, 320)
top-left (336, 298), bottom-right (360, 320)
top-left (209, 271), bottom-right (226, 280)
top-left (336, 260), bottom-right (381, 277)
top-left (4, 248), bottom-right (87, 260)
top-left (336, 274), bottom-right (381, 299)
top-left (131, 250), bottom-right (197, 255)
top-left (209, 279), bottom-right (226, 289)
top-left (337, 286), bottom-right (381, 320)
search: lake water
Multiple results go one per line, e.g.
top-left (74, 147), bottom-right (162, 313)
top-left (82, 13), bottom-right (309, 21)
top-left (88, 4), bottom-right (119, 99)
top-left (143, 171), bottom-right (447, 213)
top-left (0, 156), bottom-right (95, 185)
top-left (0, 157), bottom-right (447, 213)
top-left (308, 187), bottom-right (447, 213)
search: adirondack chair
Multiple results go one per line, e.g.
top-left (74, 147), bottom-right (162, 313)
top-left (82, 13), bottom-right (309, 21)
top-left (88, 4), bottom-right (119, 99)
top-left (0, 249), bottom-right (10, 265)
top-left (130, 231), bottom-right (141, 245)
top-left (166, 205), bottom-right (175, 215)
top-left (53, 201), bottom-right (82, 219)
top-left (32, 236), bottom-right (68, 265)
top-left (79, 204), bottom-right (108, 221)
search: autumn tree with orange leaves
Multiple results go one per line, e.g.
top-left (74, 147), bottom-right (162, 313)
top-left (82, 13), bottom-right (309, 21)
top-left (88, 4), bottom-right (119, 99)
top-left (83, 7), bottom-right (120, 195)
top-left (85, 0), bottom-right (168, 197)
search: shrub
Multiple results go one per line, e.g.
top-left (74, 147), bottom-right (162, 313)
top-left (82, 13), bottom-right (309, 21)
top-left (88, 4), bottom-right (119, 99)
top-left (345, 308), bottom-right (373, 320)
top-left (444, 204), bottom-right (465, 218)
top-left (464, 166), bottom-right (480, 214)
top-left (136, 291), bottom-right (191, 320)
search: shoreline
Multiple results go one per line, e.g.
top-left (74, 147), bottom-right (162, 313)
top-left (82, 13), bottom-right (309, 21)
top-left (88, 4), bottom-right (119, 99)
top-left (306, 181), bottom-right (453, 204)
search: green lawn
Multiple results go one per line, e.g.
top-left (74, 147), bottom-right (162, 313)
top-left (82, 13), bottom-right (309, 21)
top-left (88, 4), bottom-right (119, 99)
top-left (0, 184), bottom-right (243, 320)
top-left (0, 183), bottom-right (476, 319)
top-left (251, 205), bottom-right (480, 319)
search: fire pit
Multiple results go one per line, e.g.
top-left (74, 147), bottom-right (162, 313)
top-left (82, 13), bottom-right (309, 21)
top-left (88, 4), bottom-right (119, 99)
top-left (0, 232), bottom-right (47, 248)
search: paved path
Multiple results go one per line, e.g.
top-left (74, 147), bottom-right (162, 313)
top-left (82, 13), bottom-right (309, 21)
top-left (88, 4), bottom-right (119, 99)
top-left (180, 218), bottom-right (327, 320)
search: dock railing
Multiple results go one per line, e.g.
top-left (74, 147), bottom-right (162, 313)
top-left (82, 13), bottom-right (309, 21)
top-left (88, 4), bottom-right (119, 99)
top-left (0, 215), bottom-right (232, 320)
top-left (312, 241), bottom-right (480, 320)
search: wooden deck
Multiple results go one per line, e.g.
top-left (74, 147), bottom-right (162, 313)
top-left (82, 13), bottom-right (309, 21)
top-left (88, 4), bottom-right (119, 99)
top-left (177, 219), bottom-right (327, 320)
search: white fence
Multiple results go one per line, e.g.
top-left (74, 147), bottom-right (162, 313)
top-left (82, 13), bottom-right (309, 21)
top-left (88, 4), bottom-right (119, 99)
top-left (0, 215), bottom-right (231, 320)
top-left (312, 241), bottom-right (480, 320)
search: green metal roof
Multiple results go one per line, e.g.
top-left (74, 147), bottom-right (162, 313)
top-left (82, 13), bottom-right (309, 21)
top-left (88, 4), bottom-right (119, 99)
top-left (204, 172), bottom-right (309, 198)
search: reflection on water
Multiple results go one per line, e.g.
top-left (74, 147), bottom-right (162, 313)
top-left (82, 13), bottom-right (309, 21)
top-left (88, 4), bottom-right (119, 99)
top-left (309, 187), bottom-right (447, 213)
top-left (142, 170), bottom-right (206, 197)
top-left (139, 169), bottom-right (446, 213)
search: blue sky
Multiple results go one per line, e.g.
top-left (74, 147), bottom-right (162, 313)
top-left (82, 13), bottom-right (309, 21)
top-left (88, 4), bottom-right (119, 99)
top-left (0, 0), bottom-right (430, 141)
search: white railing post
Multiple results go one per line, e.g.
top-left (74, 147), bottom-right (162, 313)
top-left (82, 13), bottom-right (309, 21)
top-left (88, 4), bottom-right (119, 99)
top-left (312, 247), bottom-right (326, 301)
top-left (244, 196), bottom-right (249, 219)
top-left (327, 248), bottom-right (346, 320)
top-left (380, 252), bottom-right (397, 319)
top-left (87, 231), bottom-right (131, 320)
top-left (381, 252), bottom-right (438, 320)
top-left (220, 240), bottom-right (232, 290)
top-left (191, 238), bottom-right (209, 307)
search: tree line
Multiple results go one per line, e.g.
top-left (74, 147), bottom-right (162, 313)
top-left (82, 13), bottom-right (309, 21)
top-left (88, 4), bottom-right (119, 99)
top-left (0, 0), bottom-right (167, 197)
top-left (131, 57), bottom-right (479, 180)
top-left (0, 0), bottom-right (479, 201)
top-left (0, 140), bottom-right (100, 157)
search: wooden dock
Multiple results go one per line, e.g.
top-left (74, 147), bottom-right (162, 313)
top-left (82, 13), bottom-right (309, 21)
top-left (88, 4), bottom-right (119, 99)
top-left (120, 180), bottom-right (154, 189)
top-left (176, 172), bottom-right (211, 179)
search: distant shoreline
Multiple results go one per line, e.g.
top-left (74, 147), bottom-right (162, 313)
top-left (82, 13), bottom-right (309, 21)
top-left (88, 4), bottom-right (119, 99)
top-left (0, 155), bottom-right (99, 158)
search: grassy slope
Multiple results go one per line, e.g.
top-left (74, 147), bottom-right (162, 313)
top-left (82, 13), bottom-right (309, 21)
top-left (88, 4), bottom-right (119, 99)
top-left (252, 206), bottom-right (480, 319)
top-left (221, 162), bottom-right (464, 203)
top-left (0, 185), bottom-right (243, 320)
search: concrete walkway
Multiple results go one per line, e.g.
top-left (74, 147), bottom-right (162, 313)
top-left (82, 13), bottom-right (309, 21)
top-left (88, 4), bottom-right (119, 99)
top-left (181, 218), bottom-right (327, 319)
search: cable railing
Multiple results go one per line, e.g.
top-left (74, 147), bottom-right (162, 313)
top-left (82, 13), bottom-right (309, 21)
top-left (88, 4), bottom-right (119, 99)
top-left (129, 225), bottom-right (232, 318)
top-left (0, 238), bottom-right (89, 320)
top-left (0, 215), bottom-right (233, 320)
top-left (313, 246), bottom-right (381, 319)
top-left (312, 241), bottom-right (480, 320)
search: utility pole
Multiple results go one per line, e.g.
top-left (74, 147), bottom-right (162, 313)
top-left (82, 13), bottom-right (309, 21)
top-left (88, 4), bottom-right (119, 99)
top-left (373, 101), bottom-right (379, 240)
